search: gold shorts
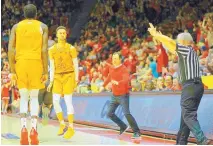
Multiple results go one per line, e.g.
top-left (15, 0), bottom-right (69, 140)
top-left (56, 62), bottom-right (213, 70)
top-left (52, 72), bottom-right (76, 94)
top-left (15, 59), bottom-right (44, 90)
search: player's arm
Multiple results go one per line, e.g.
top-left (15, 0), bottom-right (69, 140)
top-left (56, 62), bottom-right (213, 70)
top-left (47, 47), bottom-right (54, 92)
top-left (148, 23), bottom-right (176, 54)
top-left (41, 23), bottom-right (48, 75)
top-left (8, 24), bottom-right (17, 74)
top-left (70, 45), bottom-right (79, 82)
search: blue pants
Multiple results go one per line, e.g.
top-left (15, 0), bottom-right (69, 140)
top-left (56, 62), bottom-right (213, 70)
top-left (107, 93), bottom-right (140, 133)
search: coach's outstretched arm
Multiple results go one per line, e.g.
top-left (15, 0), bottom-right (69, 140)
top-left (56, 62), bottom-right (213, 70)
top-left (148, 23), bottom-right (176, 54)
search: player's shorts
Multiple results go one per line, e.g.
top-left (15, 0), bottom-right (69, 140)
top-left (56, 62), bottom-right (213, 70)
top-left (38, 87), bottom-right (53, 106)
top-left (52, 72), bottom-right (76, 95)
top-left (15, 59), bottom-right (44, 90)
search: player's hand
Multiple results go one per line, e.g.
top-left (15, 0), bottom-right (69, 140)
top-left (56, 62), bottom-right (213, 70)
top-left (111, 80), bottom-right (119, 85)
top-left (148, 23), bottom-right (158, 37)
top-left (47, 82), bottom-right (53, 92)
top-left (41, 74), bottom-right (48, 84)
top-left (10, 73), bottom-right (17, 86)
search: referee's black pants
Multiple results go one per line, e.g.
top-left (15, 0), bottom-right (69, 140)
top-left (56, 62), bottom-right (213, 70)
top-left (176, 79), bottom-right (208, 145)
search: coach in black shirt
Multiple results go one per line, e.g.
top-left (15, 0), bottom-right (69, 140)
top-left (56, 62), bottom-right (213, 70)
top-left (148, 23), bottom-right (212, 145)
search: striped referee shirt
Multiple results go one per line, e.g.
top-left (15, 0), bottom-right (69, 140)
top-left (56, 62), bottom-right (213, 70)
top-left (176, 44), bottom-right (200, 83)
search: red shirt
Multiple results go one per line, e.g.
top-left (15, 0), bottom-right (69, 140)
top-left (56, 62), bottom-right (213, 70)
top-left (121, 45), bottom-right (129, 57)
top-left (124, 59), bottom-right (137, 73)
top-left (14, 89), bottom-right (20, 100)
top-left (156, 44), bottom-right (168, 73)
top-left (2, 86), bottom-right (9, 97)
top-left (103, 65), bottom-right (130, 96)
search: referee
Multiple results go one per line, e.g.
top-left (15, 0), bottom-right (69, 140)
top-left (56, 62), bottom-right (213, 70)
top-left (148, 23), bottom-right (212, 145)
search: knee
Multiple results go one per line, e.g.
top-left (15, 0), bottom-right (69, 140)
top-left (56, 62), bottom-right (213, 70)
top-left (123, 109), bottom-right (130, 115)
top-left (29, 89), bottom-right (39, 99)
top-left (53, 94), bottom-right (61, 105)
top-left (19, 88), bottom-right (29, 100)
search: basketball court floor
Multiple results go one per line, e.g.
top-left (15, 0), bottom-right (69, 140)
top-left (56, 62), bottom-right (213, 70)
top-left (1, 114), bottom-right (181, 145)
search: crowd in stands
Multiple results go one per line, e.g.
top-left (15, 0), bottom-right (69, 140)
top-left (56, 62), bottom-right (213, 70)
top-left (75, 0), bottom-right (213, 93)
top-left (1, 0), bottom-right (213, 103)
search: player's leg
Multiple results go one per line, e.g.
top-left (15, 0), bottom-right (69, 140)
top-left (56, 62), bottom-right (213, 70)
top-left (16, 60), bottom-right (30, 145)
top-left (38, 88), bottom-right (45, 118)
top-left (52, 76), bottom-right (67, 135)
top-left (63, 73), bottom-right (75, 139)
top-left (29, 89), bottom-right (39, 145)
top-left (63, 94), bottom-right (75, 139)
top-left (27, 60), bottom-right (44, 145)
top-left (42, 89), bottom-right (53, 125)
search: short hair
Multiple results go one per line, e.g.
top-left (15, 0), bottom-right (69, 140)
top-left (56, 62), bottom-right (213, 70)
top-left (24, 4), bottom-right (37, 19)
top-left (148, 57), bottom-right (153, 62)
top-left (112, 52), bottom-right (122, 59)
top-left (56, 26), bottom-right (67, 33)
top-left (177, 32), bottom-right (194, 43)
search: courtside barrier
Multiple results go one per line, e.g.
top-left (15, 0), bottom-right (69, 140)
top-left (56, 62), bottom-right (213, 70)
top-left (49, 90), bottom-right (213, 141)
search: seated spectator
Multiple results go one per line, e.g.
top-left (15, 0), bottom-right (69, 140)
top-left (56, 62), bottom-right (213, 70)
top-left (144, 80), bottom-right (155, 91)
top-left (171, 78), bottom-right (182, 91)
top-left (164, 75), bottom-right (173, 91)
top-left (78, 76), bottom-right (90, 93)
top-left (131, 78), bottom-right (141, 92)
top-left (156, 77), bottom-right (165, 91)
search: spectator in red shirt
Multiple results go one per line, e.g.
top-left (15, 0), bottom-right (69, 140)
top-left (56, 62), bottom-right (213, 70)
top-left (155, 40), bottom-right (168, 75)
top-left (124, 55), bottom-right (137, 74)
top-left (121, 42), bottom-right (129, 58)
top-left (100, 52), bottom-right (141, 139)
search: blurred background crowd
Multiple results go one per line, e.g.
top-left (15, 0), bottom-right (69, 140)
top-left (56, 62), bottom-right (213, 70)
top-left (1, 0), bottom-right (213, 108)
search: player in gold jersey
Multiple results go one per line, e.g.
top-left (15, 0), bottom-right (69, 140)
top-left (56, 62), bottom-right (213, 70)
top-left (8, 4), bottom-right (48, 145)
top-left (47, 26), bottom-right (78, 139)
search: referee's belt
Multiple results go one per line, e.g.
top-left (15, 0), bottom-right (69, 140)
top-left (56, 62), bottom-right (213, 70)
top-left (184, 77), bottom-right (202, 84)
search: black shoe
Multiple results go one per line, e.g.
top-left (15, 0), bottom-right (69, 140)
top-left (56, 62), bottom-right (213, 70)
top-left (131, 133), bottom-right (141, 139)
top-left (120, 126), bottom-right (129, 135)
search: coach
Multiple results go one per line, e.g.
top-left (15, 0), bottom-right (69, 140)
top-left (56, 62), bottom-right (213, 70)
top-left (100, 52), bottom-right (141, 139)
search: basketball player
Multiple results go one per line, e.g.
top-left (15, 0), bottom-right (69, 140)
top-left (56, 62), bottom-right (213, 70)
top-left (8, 4), bottom-right (48, 145)
top-left (38, 40), bottom-right (55, 125)
top-left (38, 80), bottom-right (53, 125)
top-left (47, 26), bottom-right (78, 139)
